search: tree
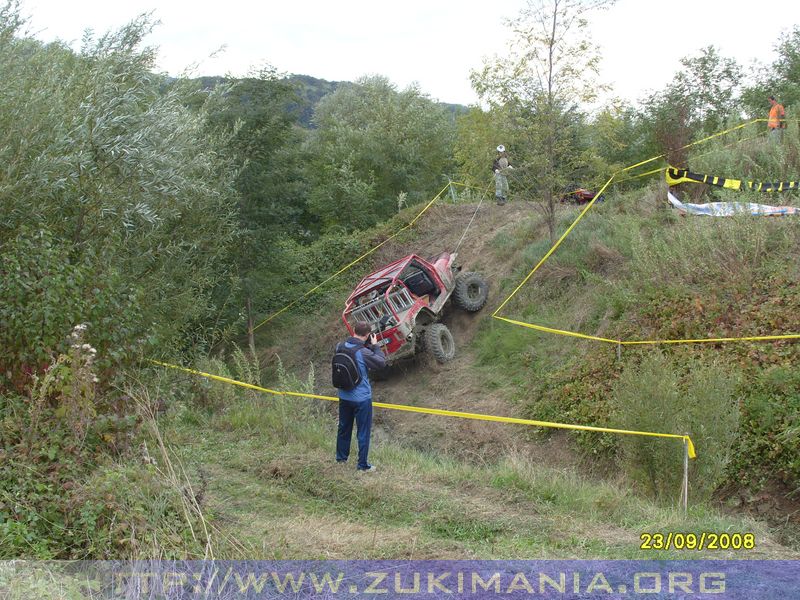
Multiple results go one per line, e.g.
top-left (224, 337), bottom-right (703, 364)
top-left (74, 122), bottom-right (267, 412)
top-left (637, 46), bottom-right (741, 166)
top-left (470, 0), bottom-right (613, 243)
top-left (587, 100), bottom-right (644, 175)
top-left (199, 67), bottom-right (312, 344)
top-left (306, 75), bottom-right (456, 232)
top-left (455, 105), bottom-right (514, 190)
top-left (674, 46), bottom-right (741, 135)
top-left (202, 67), bottom-right (311, 238)
top-left (0, 8), bottom-right (240, 385)
top-left (741, 26), bottom-right (800, 117)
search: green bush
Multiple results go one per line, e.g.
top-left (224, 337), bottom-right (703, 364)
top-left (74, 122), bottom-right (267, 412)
top-left (257, 233), bottom-right (370, 314)
top-left (0, 337), bottom-right (137, 559)
top-left (730, 366), bottom-right (800, 489)
top-left (612, 350), bottom-right (739, 502)
top-left (0, 8), bottom-right (240, 368)
top-left (0, 229), bottom-right (141, 391)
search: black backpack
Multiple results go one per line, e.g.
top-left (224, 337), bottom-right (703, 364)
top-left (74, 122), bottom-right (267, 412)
top-left (332, 343), bottom-right (362, 391)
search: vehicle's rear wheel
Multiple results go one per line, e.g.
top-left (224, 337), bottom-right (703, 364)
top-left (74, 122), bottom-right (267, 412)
top-left (453, 272), bottom-right (489, 312)
top-left (425, 323), bottom-right (455, 363)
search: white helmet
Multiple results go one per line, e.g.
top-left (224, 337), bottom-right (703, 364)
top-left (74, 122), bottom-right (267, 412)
top-left (497, 145), bottom-right (505, 152)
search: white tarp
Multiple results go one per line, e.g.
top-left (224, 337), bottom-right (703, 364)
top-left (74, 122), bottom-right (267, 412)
top-left (667, 192), bottom-right (800, 217)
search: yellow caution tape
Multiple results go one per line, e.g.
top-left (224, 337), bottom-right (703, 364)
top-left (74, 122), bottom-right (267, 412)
top-left (619, 120), bottom-right (759, 174)
top-left (666, 166), bottom-right (800, 192)
top-left (622, 118), bottom-right (796, 175)
top-left (612, 131), bottom-right (769, 186)
top-left (149, 359), bottom-right (696, 458)
top-left (613, 167), bottom-right (665, 185)
top-left (492, 317), bottom-right (800, 346)
top-left (493, 316), bottom-right (621, 344)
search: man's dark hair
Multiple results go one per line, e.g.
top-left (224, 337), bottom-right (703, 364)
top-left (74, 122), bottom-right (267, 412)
top-left (769, 95), bottom-right (776, 101)
top-left (353, 322), bottom-right (372, 337)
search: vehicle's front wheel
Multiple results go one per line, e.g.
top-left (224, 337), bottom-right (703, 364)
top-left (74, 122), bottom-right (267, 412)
top-left (425, 323), bottom-right (455, 363)
top-left (453, 272), bottom-right (489, 312)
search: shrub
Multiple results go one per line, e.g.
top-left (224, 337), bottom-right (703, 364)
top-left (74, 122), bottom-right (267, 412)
top-left (729, 366), bottom-right (800, 489)
top-left (0, 337), bottom-right (138, 558)
top-left (0, 8), bottom-right (240, 369)
top-left (612, 350), bottom-right (739, 502)
top-left (0, 229), bottom-right (142, 392)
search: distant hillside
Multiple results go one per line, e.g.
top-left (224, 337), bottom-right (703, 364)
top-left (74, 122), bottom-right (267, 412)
top-left (189, 73), bottom-right (468, 127)
top-left (287, 74), bottom-right (470, 125)
top-left (285, 74), bottom-right (347, 126)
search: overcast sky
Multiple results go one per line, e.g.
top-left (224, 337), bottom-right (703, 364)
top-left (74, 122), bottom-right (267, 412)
top-left (21, 0), bottom-right (800, 106)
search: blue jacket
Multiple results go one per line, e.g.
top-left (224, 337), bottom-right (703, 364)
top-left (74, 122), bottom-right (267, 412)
top-left (337, 337), bottom-right (386, 403)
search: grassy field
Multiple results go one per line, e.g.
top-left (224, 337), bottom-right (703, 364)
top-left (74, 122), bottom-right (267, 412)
top-left (148, 384), bottom-right (794, 560)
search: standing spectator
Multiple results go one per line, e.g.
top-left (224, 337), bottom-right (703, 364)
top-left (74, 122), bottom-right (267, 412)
top-left (768, 95), bottom-right (786, 142)
top-left (493, 145), bottom-right (514, 205)
top-left (334, 321), bottom-right (385, 472)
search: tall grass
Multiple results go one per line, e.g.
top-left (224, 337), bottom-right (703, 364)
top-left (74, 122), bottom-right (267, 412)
top-left (691, 121), bottom-right (800, 182)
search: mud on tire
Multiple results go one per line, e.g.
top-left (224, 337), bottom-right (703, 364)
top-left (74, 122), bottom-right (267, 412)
top-left (424, 323), bottom-right (455, 363)
top-left (453, 272), bottom-right (489, 312)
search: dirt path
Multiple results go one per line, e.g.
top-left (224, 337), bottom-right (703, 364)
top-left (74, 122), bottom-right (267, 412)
top-left (271, 199), bottom-right (576, 465)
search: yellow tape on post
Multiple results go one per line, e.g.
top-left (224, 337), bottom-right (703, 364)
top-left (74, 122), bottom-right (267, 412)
top-left (149, 360), bottom-right (696, 459)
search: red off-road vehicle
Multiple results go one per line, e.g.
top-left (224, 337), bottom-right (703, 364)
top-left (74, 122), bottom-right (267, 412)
top-left (559, 183), bottom-right (605, 205)
top-left (342, 252), bottom-right (489, 363)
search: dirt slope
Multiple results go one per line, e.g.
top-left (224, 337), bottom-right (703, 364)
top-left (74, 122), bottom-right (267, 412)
top-left (270, 199), bottom-right (576, 464)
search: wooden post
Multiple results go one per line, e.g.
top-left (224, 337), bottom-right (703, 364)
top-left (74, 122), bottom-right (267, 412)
top-left (448, 178), bottom-right (458, 203)
top-left (682, 437), bottom-right (689, 515)
top-left (246, 297), bottom-right (256, 359)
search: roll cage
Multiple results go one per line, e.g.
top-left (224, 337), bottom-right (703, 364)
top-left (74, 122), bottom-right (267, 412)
top-left (342, 254), bottom-right (448, 334)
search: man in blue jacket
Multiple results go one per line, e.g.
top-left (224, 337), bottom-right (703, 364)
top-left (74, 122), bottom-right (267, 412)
top-left (336, 321), bottom-right (386, 472)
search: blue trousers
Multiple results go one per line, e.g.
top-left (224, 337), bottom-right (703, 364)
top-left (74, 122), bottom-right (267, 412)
top-left (336, 399), bottom-right (373, 469)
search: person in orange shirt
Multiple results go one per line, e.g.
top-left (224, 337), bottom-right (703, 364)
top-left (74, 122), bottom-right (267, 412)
top-left (768, 95), bottom-right (786, 142)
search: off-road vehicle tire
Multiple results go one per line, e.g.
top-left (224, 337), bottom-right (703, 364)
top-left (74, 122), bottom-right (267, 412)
top-left (424, 323), bottom-right (455, 363)
top-left (453, 272), bottom-right (489, 312)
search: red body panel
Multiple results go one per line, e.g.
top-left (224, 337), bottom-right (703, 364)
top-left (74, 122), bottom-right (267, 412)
top-left (342, 253), bottom-right (454, 359)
